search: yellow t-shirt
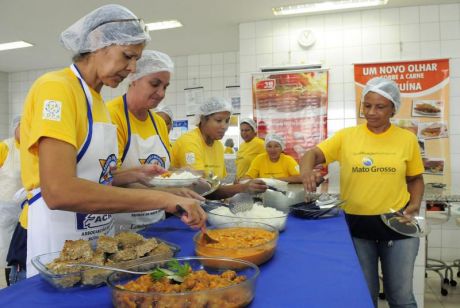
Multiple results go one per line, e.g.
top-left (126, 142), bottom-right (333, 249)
top-left (106, 96), bottom-right (171, 167)
top-left (171, 128), bottom-right (226, 179)
top-left (19, 67), bottom-right (111, 228)
top-left (245, 153), bottom-right (300, 179)
top-left (0, 141), bottom-right (8, 167)
top-left (235, 137), bottom-right (265, 179)
top-left (224, 147), bottom-right (235, 154)
top-left (318, 124), bottom-right (424, 215)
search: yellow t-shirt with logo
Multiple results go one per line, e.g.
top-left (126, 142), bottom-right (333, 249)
top-left (318, 124), bottom-right (424, 215)
top-left (106, 96), bottom-right (171, 167)
top-left (19, 67), bottom-right (111, 228)
top-left (171, 128), bottom-right (226, 179)
top-left (245, 153), bottom-right (300, 179)
top-left (235, 137), bottom-right (265, 179)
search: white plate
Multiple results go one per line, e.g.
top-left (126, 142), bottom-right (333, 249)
top-left (414, 110), bottom-right (441, 117)
top-left (149, 176), bottom-right (201, 187)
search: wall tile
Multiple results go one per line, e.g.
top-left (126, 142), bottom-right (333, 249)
top-left (256, 37), bottom-right (273, 54)
top-left (420, 5), bottom-right (440, 23)
top-left (401, 24), bottom-right (420, 42)
top-left (255, 20), bottom-right (272, 38)
top-left (399, 6), bottom-right (420, 25)
top-left (420, 41), bottom-right (441, 58)
top-left (239, 23), bottom-right (255, 39)
top-left (440, 21), bottom-right (460, 40)
top-left (380, 8), bottom-right (400, 26)
top-left (440, 3), bottom-right (460, 22)
top-left (362, 9), bottom-right (380, 27)
top-left (420, 23), bottom-right (440, 41)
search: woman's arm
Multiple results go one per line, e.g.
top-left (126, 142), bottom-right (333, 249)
top-left (404, 174), bottom-right (424, 217)
top-left (207, 179), bottom-right (268, 199)
top-left (300, 147), bottom-right (326, 192)
top-left (38, 137), bottom-right (206, 228)
top-left (276, 175), bottom-right (302, 183)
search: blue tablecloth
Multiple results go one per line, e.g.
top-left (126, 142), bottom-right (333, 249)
top-left (0, 213), bottom-right (373, 308)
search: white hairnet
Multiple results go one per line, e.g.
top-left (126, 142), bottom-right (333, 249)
top-left (154, 105), bottom-right (174, 122)
top-left (240, 118), bottom-right (257, 131)
top-left (197, 97), bottom-right (233, 117)
top-left (60, 4), bottom-right (150, 54)
top-left (265, 133), bottom-right (285, 151)
top-left (362, 77), bottom-right (401, 112)
top-left (128, 50), bottom-right (174, 83)
top-left (10, 115), bottom-right (21, 135)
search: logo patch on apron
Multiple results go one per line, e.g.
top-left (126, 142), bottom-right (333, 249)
top-left (99, 153), bottom-right (117, 185)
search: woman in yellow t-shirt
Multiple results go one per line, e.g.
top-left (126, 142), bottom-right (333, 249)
top-left (155, 105), bottom-right (174, 133)
top-left (235, 118), bottom-right (265, 180)
top-left (107, 50), bottom-right (203, 232)
top-left (301, 77), bottom-right (424, 307)
top-left (172, 97), bottom-right (267, 198)
top-left (18, 5), bottom-right (205, 278)
top-left (243, 133), bottom-right (301, 183)
top-left (224, 138), bottom-right (235, 154)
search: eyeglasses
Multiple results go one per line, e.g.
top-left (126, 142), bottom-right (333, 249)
top-left (90, 18), bottom-right (147, 33)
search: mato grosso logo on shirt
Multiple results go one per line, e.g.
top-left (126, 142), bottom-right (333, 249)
top-left (352, 156), bottom-right (397, 173)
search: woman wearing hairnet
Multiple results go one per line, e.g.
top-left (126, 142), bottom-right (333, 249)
top-left (19, 5), bottom-right (205, 278)
top-left (154, 105), bottom-right (174, 133)
top-left (235, 118), bottom-right (265, 180)
top-left (224, 138), bottom-right (235, 154)
top-left (243, 133), bottom-right (302, 183)
top-left (172, 97), bottom-right (267, 198)
top-left (301, 77), bottom-right (424, 307)
top-left (107, 50), bottom-right (203, 232)
top-left (0, 116), bottom-right (22, 282)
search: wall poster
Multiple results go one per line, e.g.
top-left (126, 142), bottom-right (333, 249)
top-left (354, 59), bottom-right (450, 186)
top-left (252, 70), bottom-right (329, 162)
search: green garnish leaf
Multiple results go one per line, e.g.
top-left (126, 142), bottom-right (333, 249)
top-left (150, 259), bottom-right (191, 283)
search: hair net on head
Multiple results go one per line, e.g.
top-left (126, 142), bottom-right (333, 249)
top-left (362, 77), bottom-right (401, 112)
top-left (225, 139), bottom-right (234, 147)
top-left (60, 4), bottom-right (150, 54)
top-left (240, 118), bottom-right (257, 131)
top-left (10, 115), bottom-right (21, 135)
top-left (128, 50), bottom-right (174, 83)
top-left (154, 105), bottom-right (174, 122)
top-left (197, 97), bottom-right (233, 117)
top-left (265, 133), bottom-right (285, 151)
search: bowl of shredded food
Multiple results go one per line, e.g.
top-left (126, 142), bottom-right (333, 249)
top-left (193, 221), bottom-right (278, 266)
top-left (149, 171), bottom-right (202, 187)
top-left (107, 256), bottom-right (259, 308)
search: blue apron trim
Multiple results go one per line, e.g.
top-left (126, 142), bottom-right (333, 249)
top-left (148, 111), bottom-right (171, 162)
top-left (20, 199), bottom-right (27, 209)
top-left (73, 64), bottom-right (93, 164)
top-left (121, 94), bottom-right (131, 163)
top-left (28, 192), bottom-right (42, 205)
top-left (30, 64), bottom-right (94, 207)
top-left (121, 94), bottom-right (171, 164)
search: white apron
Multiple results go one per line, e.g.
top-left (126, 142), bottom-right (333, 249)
top-left (113, 94), bottom-right (170, 232)
top-left (0, 138), bottom-right (22, 267)
top-left (26, 64), bottom-right (117, 277)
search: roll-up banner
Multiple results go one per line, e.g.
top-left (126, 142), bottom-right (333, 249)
top-left (252, 70), bottom-right (329, 162)
top-left (354, 59), bottom-right (450, 186)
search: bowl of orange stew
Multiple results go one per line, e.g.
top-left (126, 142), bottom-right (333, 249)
top-left (107, 256), bottom-right (259, 308)
top-left (193, 221), bottom-right (279, 266)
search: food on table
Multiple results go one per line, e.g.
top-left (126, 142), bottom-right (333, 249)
top-left (153, 170), bottom-right (199, 180)
top-left (111, 258), bottom-right (255, 308)
top-left (195, 225), bottom-right (278, 265)
top-left (207, 204), bottom-right (287, 230)
top-left (44, 232), bottom-right (174, 287)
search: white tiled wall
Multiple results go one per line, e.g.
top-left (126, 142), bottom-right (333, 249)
top-left (0, 72), bottom-right (9, 140)
top-left (5, 52), bottom-right (240, 134)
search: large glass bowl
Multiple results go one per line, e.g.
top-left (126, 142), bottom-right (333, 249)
top-left (31, 239), bottom-right (179, 290)
top-left (193, 221), bottom-right (278, 266)
top-left (204, 202), bottom-right (288, 231)
top-left (107, 256), bottom-right (259, 308)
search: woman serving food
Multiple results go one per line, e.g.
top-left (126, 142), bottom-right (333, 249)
top-left (19, 5), bottom-right (205, 277)
top-left (301, 77), bottom-right (424, 307)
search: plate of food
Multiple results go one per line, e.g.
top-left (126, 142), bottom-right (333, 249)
top-left (412, 100), bottom-right (442, 117)
top-left (418, 122), bottom-right (448, 139)
top-left (31, 232), bottom-right (180, 289)
top-left (149, 170), bottom-right (202, 187)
